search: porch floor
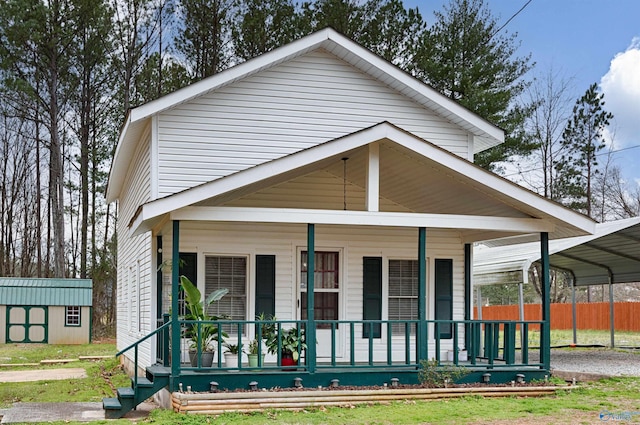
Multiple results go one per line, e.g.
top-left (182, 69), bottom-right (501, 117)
top-left (156, 359), bottom-right (548, 394)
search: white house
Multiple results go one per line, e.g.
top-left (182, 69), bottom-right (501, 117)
top-left (105, 28), bottom-right (595, 416)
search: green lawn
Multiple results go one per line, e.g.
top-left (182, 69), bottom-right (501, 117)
top-left (494, 329), bottom-right (640, 350)
top-left (17, 377), bottom-right (638, 425)
top-left (0, 342), bottom-right (129, 409)
top-left (2, 341), bottom-right (640, 424)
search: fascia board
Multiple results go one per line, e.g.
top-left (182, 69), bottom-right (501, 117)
top-left (170, 206), bottom-right (555, 233)
top-left (106, 112), bottom-right (132, 203)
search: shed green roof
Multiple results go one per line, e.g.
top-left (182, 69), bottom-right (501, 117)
top-left (0, 278), bottom-right (92, 306)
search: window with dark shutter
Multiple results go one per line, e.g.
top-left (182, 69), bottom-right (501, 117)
top-left (255, 255), bottom-right (276, 318)
top-left (435, 259), bottom-right (453, 339)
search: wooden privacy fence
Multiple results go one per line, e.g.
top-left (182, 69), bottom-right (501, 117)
top-left (473, 302), bottom-right (640, 332)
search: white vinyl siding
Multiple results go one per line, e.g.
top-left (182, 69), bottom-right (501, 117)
top-left (116, 128), bottom-right (153, 368)
top-left (156, 50), bottom-right (470, 197)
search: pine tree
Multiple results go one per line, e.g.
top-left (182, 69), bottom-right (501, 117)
top-left (232, 0), bottom-right (302, 61)
top-left (555, 83), bottom-right (613, 217)
top-left (176, 0), bottom-right (233, 80)
top-left (411, 0), bottom-right (535, 171)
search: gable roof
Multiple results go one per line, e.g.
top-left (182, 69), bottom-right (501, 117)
top-left (107, 28), bottom-right (504, 203)
top-left (474, 217), bottom-right (640, 286)
top-left (0, 278), bottom-right (93, 306)
top-left (129, 121), bottom-right (595, 242)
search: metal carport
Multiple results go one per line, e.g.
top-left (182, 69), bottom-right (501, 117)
top-left (474, 217), bottom-right (640, 347)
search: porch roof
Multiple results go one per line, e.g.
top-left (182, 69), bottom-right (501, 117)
top-left (107, 28), bottom-right (505, 204)
top-left (473, 217), bottom-right (640, 286)
top-left (129, 122), bottom-right (595, 243)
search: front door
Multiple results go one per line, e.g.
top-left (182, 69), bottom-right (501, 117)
top-left (299, 250), bottom-right (342, 358)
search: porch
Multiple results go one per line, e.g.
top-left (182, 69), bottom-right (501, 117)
top-left (104, 316), bottom-right (549, 418)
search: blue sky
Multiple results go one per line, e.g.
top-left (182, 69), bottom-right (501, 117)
top-left (406, 0), bottom-right (640, 187)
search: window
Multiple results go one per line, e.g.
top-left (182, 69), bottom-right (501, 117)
top-left (388, 259), bottom-right (418, 335)
top-left (65, 306), bottom-right (81, 327)
top-left (205, 256), bottom-right (247, 334)
top-left (300, 251), bottom-right (339, 328)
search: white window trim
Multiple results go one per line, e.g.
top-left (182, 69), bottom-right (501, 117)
top-left (65, 306), bottom-right (81, 327)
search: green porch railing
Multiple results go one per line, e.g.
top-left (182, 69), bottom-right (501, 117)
top-left (179, 319), bottom-right (309, 372)
top-left (116, 319), bottom-right (172, 389)
top-left (172, 318), bottom-right (545, 373)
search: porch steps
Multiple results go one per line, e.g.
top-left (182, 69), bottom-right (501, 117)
top-left (103, 366), bottom-right (169, 419)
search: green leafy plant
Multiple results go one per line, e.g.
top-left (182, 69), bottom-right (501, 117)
top-left (223, 342), bottom-right (241, 354)
top-left (418, 358), bottom-right (470, 388)
top-left (180, 275), bottom-right (228, 353)
top-left (246, 338), bottom-right (260, 355)
top-left (260, 315), bottom-right (307, 362)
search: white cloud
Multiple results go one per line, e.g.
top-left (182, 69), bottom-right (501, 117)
top-left (600, 38), bottom-right (640, 148)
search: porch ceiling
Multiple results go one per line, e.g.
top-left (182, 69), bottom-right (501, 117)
top-left (474, 217), bottom-right (640, 286)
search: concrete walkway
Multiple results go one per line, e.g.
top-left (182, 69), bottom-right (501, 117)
top-left (0, 368), bottom-right (87, 383)
top-left (0, 402), bottom-right (155, 423)
top-left (0, 368), bottom-right (155, 423)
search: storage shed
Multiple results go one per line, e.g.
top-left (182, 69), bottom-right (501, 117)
top-left (0, 278), bottom-right (93, 344)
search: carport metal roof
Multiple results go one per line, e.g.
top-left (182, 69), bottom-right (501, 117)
top-left (0, 278), bottom-right (93, 306)
top-left (474, 217), bottom-right (640, 287)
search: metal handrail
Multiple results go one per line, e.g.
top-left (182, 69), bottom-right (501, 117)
top-left (116, 320), bottom-right (172, 391)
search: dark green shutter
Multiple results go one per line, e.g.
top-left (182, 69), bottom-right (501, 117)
top-left (363, 257), bottom-right (382, 338)
top-left (179, 253), bottom-right (197, 282)
top-left (255, 255), bottom-right (276, 318)
top-left (435, 259), bottom-right (453, 339)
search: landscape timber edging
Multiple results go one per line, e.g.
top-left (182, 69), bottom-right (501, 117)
top-left (171, 385), bottom-right (567, 414)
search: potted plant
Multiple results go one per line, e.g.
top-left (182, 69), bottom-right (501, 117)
top-left (261, 315), bottom-right (307, 367)
top-left (180, 275), bottom-right (228, 367)
top-left (245, 338), bottom-right (264, 367)
top-left (223, 342), bottom-right (242, 370)
top-left (279, 327), bottom-right (307, 367)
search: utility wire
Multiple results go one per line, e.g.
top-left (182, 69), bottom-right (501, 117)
top-left (493, 0), bottom-right (534, 37)
top-left (503, 143), bottom-right (640, 178)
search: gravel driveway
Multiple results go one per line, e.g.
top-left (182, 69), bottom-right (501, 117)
top-left (550, 348), bottom-right (640, 377)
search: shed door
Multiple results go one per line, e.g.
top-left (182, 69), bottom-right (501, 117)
top-left (6, 306), bottom-right (48, 343)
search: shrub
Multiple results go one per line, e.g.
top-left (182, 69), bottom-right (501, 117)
top-left (418, 358), bottom-right (470, 388)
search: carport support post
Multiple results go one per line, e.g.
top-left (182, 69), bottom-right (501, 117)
top-left (540, 232), bottom-right (551, 371)
top-left (609, 276), bottom-right (615, 348)
top-left (170, 220), bottom-right (181, 390)
top-left (418, 227), bottom-right (427, 361)
top-left (306, 224), bottom-right (316, 373)
top-left (571, 280), bottom-right (577, 345)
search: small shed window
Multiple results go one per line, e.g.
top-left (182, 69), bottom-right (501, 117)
top-left (65, 306), bottom-right (81, 326)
